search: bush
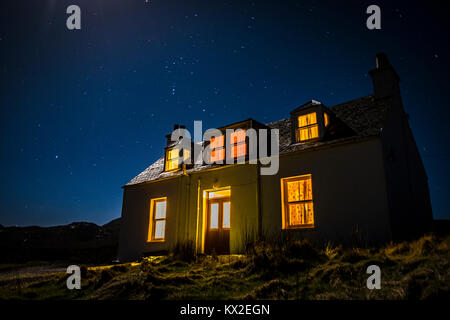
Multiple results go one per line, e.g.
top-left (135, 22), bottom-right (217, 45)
top-left (324, 242), bottom-right (341, 260)
top-left (286, 239), bottom-right (320, 260)
top-left (341, 248), bottom-right (368, 263)
top-left (95, 269), bottom-right (114, 288)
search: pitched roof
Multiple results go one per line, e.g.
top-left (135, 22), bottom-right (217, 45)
top-left (125, 94), bottom-right (390, 187)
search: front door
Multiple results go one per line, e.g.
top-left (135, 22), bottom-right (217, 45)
top-left (205, 197), bottom-right (231, 254)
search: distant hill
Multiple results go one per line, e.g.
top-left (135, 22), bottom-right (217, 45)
top-left (0, 218), bottom-right (121, 264)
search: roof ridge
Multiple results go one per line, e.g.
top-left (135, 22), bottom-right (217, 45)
top-left (330, 94), bottom-right (374, 109)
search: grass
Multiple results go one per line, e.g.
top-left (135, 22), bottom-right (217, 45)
top-left (0, 233), bottom-right (448, 300)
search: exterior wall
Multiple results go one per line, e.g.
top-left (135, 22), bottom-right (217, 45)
top-left (118, 164), bottom-right (260, 260)
top-left (117, 177), bottom-right (182, 261)
top-left (187, 164), bottom-right (259, 254)
top-left (118, 138), bottom-right (394, 261)
top-left (380, 95), bottom-right (433, 240)
top-left (260, 138), bottom-right (392, 246)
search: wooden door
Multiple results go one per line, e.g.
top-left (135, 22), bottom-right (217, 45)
top-left (205, 198), bottom-right (231, 254)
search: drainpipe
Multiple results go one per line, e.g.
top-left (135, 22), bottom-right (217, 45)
top-left (195, 178), bottom-right (201, 253)
top-left (182, 165), bottom-right (190, 242)
top-left (175, 175), bottom-right (183, 246)
top-left (256, 163), bottom-right (262, 240)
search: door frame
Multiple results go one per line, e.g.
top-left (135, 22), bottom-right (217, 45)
top-left (201, 187), bottom-right (231, 254)
top-left (205, 197), bottom-right (231, 254)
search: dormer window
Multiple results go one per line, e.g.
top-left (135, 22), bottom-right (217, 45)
top-left (210, 129), bottom-right (247, 163)
top-left (297, 113), bottom-right (319, 141)
top-left (210, 135), bottom-right (225, 162)
top-left (165, 147), bottom-right (180, 171)
top-left (230, 129), bottom-right (247, 158)
top-left (165, 146), bottom-right (190, 172)
top-left (290, 100), bottom-right (335, 144)
top-left (207, 119), bottom-right (268, 164)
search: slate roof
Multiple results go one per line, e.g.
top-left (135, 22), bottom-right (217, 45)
top-left (125, 94), bottom-right (390, 187)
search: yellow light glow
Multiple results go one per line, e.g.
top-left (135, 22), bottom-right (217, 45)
top-left (230, 130), bottom-right (246, 158)
top-left (166, 148), bottom-right (179, 171)
top-left (281, 175), bottom-right (314, 229)
top-left (208, 189), bottom-right (231, 199)
top-left (223, 201), bottom-right (230, 228)
top-left (324, 113), bottom-right (329, 127)
top-left (210, 203), bottom-right (219, 229)
top-left (210, 135), bottom-right (225, 162)
top-left (230, 130), bottom-right (245, 144)
top-left (155, 201), bottom-right (166, 219)
top-left (231, 143), bottom-right (247, 158)
top-left (147, 198), bottom-right (167, 242)
top-left (211, 135), bottom-right (224, 149)
top-left (183, 149), bottom-right (191, 161)
top-left (211, 148), bottom-right (225, 162)
top-left (297, 113), bottom-right (319, 141)
top-left (154, 220), bottom-right (165, 239)
top-left (298, 113), bottom-right (317, 127)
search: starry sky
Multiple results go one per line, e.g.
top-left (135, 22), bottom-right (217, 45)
top-left (1, 0), bottom-right (449, 226)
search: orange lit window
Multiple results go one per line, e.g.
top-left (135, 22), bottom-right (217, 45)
top-left (324, 113), bottom-right (329, 127)
top-left (281, 175), bottom-right (314, 228)
top-left (296, 113), bottom-right (319, 141)
top-left (148, 198), bottom-right (167, 241)
top-left (210, 135), bottom-right (225, 162)
top-left (230, 129), bottom-right (247, 158)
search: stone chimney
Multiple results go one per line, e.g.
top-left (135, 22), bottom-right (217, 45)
top-left (369, 53), bottom-right (400, 99)
top-left (166, 124), bottom-right (186, 146)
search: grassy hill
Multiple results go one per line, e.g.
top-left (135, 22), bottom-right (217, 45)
top-left (0, 233), bottom-right (448, 300)
top-left (0, 218), bottom-right (120, 264)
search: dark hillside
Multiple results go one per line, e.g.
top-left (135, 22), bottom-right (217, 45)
top-left (0, 218), bottom-right (121, 264)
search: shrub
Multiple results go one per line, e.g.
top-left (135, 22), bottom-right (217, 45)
top-left (341, 248), bottom-right (368, 263)
top-left (286, 239), bottom-right (319, 260)
top-left (95, 269), bottom-right (114, 288)
top-left (324, 242), bottom-right (340, 260)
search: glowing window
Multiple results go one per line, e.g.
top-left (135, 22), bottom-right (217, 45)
top-left (281, 175), bottom-right (314, 228)
top-left (223, 201), bottom-right (231, 228)
top-left (296, 113), bottom-right (319, 141)
top-left (324, 113), bottom-right (329, 127)
top-left (210, 135), bottom-right (225, 162)
top-left (166, 148), bottom-right (179, 171)
top-left (165, 147), bottom-right (190, 171)
top-left (230, 129), bottom-right (247, 158)
top-left (210, 203), bottom-right (219, 229)
top-left (148, 198), bottom-right (167, 241)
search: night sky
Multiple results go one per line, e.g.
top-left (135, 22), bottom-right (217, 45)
top-left (1, 0), bottom-right (449, 226)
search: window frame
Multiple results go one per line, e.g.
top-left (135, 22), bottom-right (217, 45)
top-left (210, 135), bottom-right (225, 163)
top-left (280, 174), bottom-right (315, 229)
top-left (230, 129), bottom-right (247, 159)
top-left (296, 113), bottom-right (319, 142)
top-left (147, 197), bottom-right (167, 242)
top-left (164, 146), bottom-right (191, 172)
top-left (165, 147), bottom-right (180, 172)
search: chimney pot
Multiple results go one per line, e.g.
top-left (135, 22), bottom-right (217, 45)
top-left (369, 53), bottom-right (400, 99)
top-left (375, 52), bottom-right (391, 69)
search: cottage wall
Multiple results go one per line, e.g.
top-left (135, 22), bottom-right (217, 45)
top-left (260, 137), bottom-right (392, 246)
top-left (117, 178), bottom-right (181, 261)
